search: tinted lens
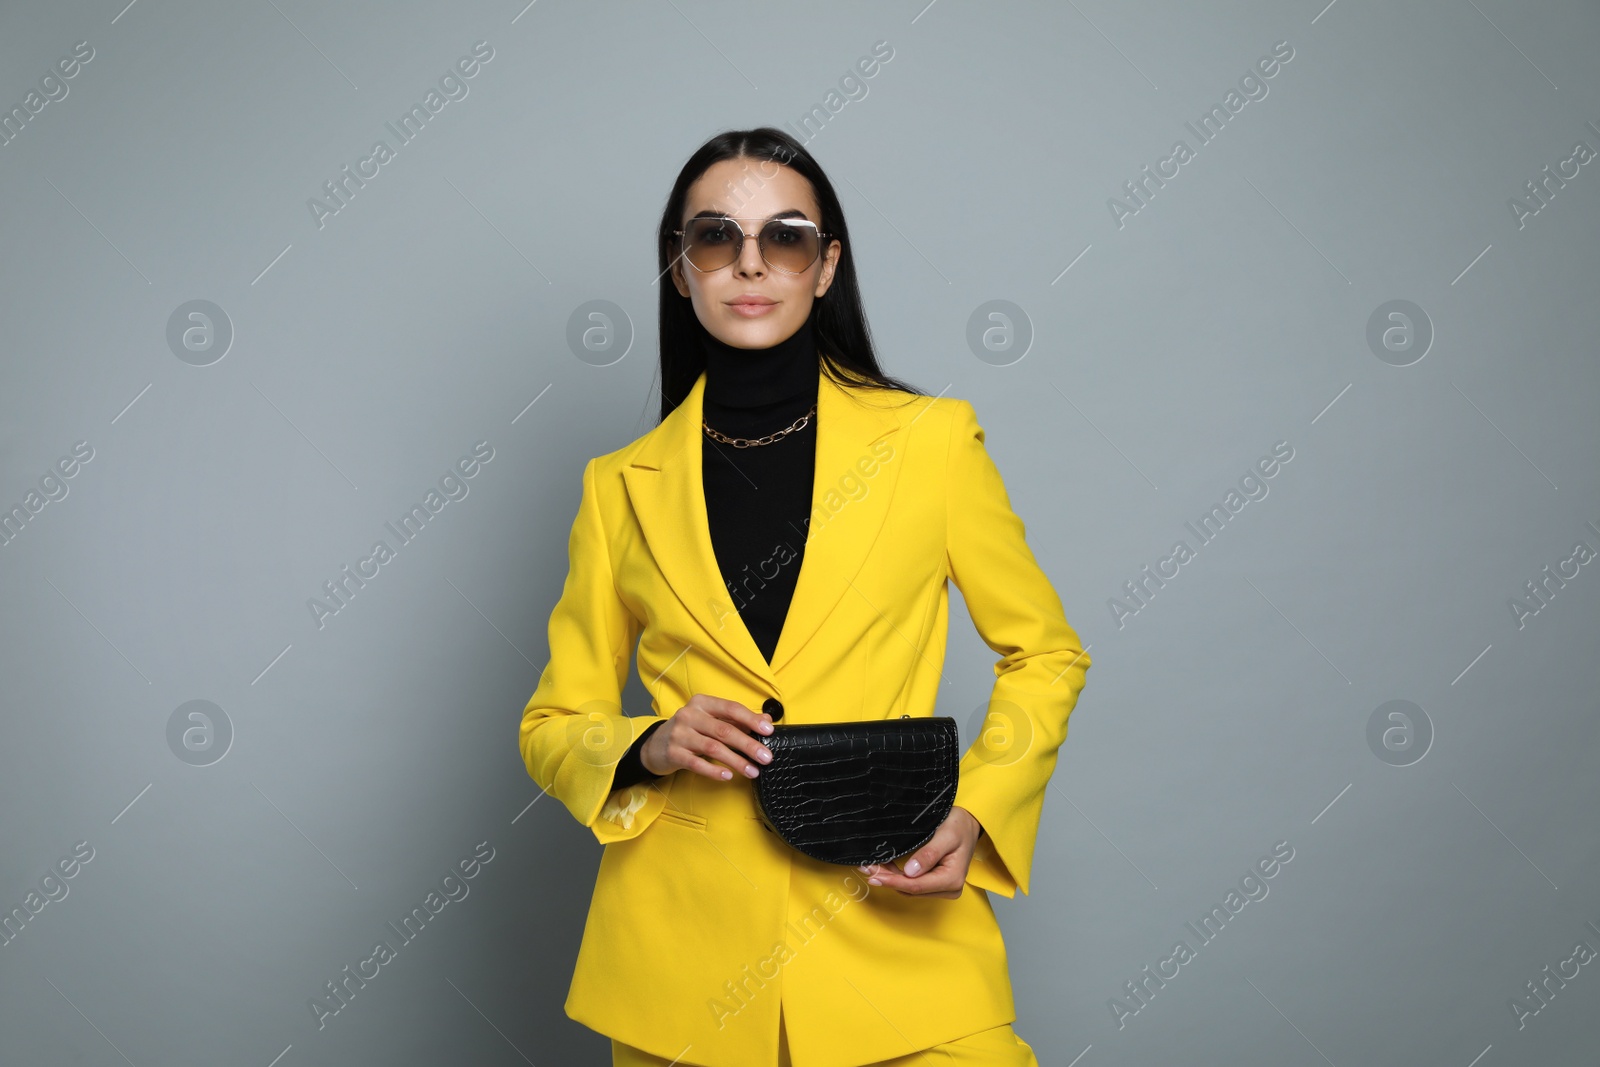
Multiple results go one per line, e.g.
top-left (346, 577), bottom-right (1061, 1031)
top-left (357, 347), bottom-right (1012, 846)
top-left (682, 217), bottom-right (741, 271)
top-left (681, 218), bottom-right (821, 273)
top-left (760, 220), bottom-right (820, 273)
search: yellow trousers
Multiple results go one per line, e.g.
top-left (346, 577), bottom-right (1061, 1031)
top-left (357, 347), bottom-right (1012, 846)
top-left (611, 1005), bottom-right (1040, 1067)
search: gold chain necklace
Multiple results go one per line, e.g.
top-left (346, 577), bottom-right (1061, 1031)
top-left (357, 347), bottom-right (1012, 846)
top-left (702, 403), bottom-right (817, 448)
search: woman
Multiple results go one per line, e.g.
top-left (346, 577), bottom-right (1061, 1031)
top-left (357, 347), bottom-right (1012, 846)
top-left (518, 127), bottom-right (1090, 1067)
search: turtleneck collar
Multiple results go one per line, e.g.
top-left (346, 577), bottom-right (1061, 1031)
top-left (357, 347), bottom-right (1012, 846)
top-left (700, 314), bottom-right (820, 411)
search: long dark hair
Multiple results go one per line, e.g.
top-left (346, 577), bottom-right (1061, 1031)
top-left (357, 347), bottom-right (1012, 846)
top-left (655, 126), bottom-right (923, 424)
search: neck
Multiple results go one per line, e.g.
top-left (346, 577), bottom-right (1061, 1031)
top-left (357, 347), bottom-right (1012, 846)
top-left (701, 316), bottom-right (819, 410)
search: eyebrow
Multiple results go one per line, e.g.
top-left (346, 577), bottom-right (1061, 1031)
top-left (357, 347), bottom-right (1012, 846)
top-left (687, 208), bottom-right (811, 223)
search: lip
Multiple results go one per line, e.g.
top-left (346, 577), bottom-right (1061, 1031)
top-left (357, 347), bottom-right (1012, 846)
top-left (727, 295), bottom-right (778, 317)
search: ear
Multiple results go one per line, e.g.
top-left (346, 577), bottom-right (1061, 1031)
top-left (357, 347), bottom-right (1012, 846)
top-left (813, 237), bottom-right (842, 299)
top-left (670, 257), bottom-right (691, 298)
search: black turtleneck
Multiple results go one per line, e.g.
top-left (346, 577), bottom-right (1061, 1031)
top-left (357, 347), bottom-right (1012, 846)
top-left (610, 316), bottom-right (820, 790)
top-left (700, 312), bottom-right (820, 663)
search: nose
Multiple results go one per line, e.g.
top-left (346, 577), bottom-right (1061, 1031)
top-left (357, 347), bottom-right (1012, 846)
top-left (735, 226), bottom-right (767, 277)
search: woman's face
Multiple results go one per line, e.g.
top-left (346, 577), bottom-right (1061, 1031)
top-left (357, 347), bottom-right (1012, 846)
top-left (670, 157), bottom-right (841, 349)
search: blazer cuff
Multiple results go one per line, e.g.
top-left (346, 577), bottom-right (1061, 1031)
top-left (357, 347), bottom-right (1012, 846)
top-left (609, 718), bottom-right (668, 791)
top-left (587, 716), bottom-right (673, 844)
top-left (956, 787), bottom-right (1023, 898)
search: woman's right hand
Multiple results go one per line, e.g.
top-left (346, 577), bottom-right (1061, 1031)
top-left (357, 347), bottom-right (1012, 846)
top-left (640, 695), bottom-right (774, 781)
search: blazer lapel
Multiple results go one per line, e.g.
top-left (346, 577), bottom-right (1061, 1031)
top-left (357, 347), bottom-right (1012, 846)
top-left (621, 366), bottom-right (907, 688)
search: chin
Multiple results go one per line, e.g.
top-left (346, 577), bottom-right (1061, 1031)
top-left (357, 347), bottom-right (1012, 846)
top-left (720, 319), bottom-right (793, 348)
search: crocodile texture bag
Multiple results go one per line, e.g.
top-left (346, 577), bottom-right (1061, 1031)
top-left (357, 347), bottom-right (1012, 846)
top-left (750, 715), bottom-right (960, 867)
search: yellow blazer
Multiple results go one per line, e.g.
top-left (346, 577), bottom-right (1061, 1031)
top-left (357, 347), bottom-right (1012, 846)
top-left (518, 366), bottom-right (1090, 1067)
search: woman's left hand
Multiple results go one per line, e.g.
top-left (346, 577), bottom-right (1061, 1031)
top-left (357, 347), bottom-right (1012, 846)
top-left (858, 805), bottom-right (983, 899)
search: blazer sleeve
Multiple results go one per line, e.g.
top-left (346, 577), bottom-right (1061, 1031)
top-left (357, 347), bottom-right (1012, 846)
top-left (518, 456), bottom-right (668, 844)
top-left (945, 399), bottom-right (1091, 898)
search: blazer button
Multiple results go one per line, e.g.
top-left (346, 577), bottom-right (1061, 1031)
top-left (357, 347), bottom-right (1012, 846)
top-left (762, 698), bottom-right (784, 722)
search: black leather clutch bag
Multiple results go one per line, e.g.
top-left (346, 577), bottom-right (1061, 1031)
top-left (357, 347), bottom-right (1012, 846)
top-left (750, 715), bottom-right (959, 867)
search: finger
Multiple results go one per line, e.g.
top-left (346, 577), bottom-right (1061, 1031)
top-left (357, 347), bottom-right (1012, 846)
top-left (898, 828), bottom-right (960, 879)
top-left (703, 719), bottom-right (772, 772)
top-left (727, 724), bottom-right (773, 767)
top-left (700, 738), bottom-right (761, 779)
top-left (893, 851), bottom-right (964, 892)
top-left (705, 697), bottom-right (774, 736)
top-left (669, 734), bottom-right (737, 781)
top-left (679, 747), bottom-right (735, 780)
top-left (866, 863), bottom-right (963, 897)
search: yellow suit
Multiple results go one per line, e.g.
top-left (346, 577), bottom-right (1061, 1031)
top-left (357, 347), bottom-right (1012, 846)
top-left (519, 367), bottom-right (1090, 1067)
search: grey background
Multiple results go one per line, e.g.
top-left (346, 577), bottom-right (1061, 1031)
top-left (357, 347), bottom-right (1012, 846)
top-left (2, 1), bottom-right (1597, 1064)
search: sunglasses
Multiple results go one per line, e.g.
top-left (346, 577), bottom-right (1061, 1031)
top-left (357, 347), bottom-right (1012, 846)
top-left (672, 216), bottom-right (832, 275)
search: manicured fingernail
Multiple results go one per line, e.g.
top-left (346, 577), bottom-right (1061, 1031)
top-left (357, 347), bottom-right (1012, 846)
top-left (867, 877), bottom-right (881, 886)
top-left (744, 765), bottom-right (759, 778)
top-left (904, 859), bottom-right (921, 876)
top-left (757, 749), bottom-right (771, 763)
top-left (857, 865), bottom-right (870, 874)
top-left (759, 722), bottom-right (773, 734)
